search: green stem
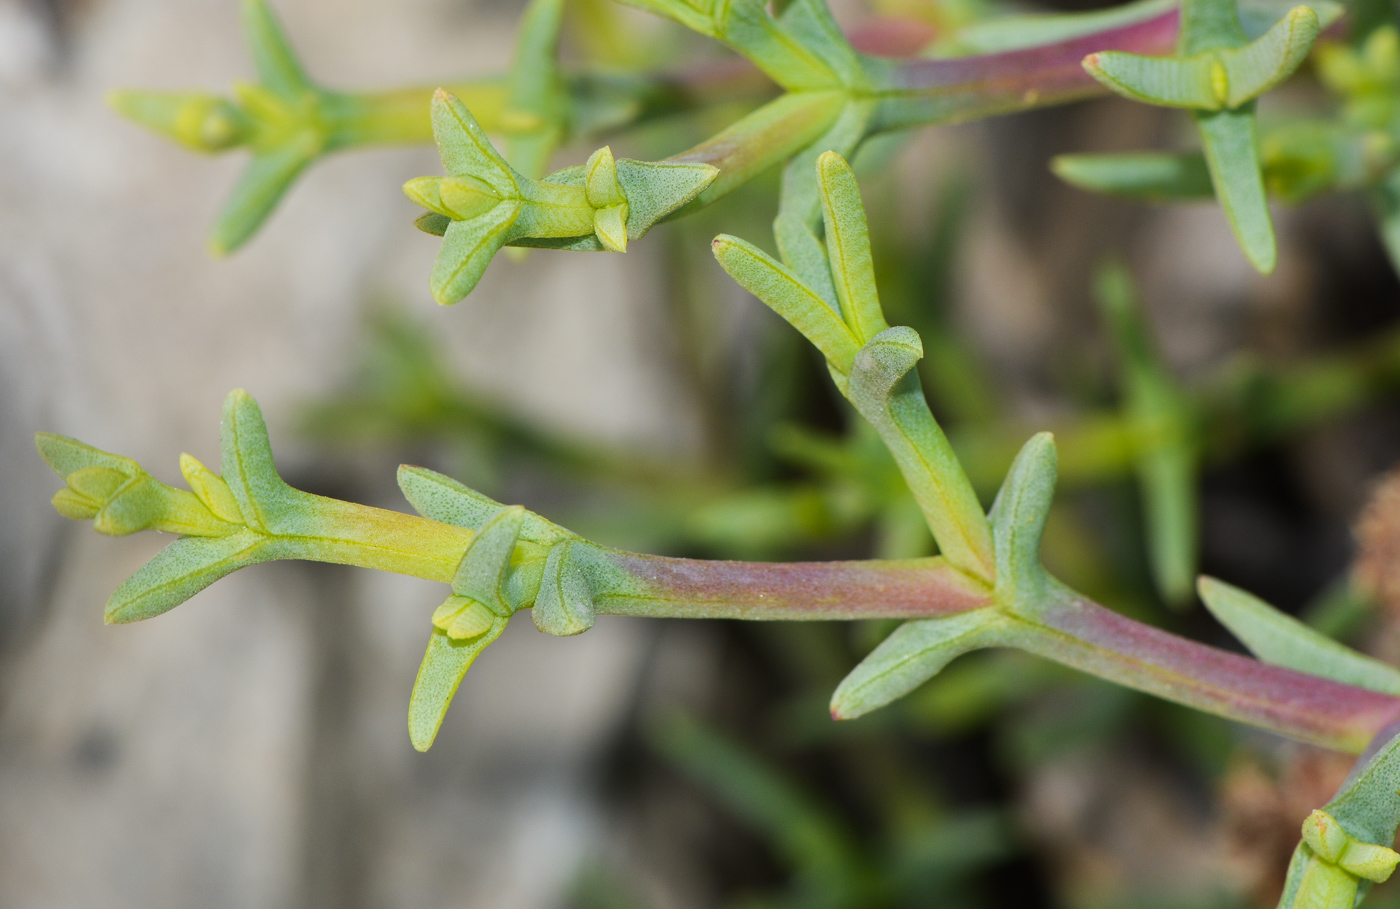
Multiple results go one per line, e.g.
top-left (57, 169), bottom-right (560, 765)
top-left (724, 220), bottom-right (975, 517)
top-left (668, 90), bottom-right (847, 210)
top-left (275, 495), bottom-right (474, 582)
top-left (323, 82), bottom-right (509, 148)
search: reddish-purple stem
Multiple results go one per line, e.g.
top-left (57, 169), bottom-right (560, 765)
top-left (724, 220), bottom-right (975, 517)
top-left (887, 10), bottom-right (1180, 93)
top-left (598, 552), bottom-right (1400, 752)
top-left (1028, 592), bottom-right (1400, 753)
top-left (603, 553), bottom-right (992, 620)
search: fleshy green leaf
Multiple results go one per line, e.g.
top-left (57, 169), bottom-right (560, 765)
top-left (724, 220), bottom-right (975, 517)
top-left (181, 453), bottom-right (244, 524)
top-left (1197, 105), bottom-right (1277, 274)
top-left (830, 609), bottom-right (1008, 719)
top-left (613, 159), bottom-right (718, 237)
top-left (711, 235), bottom-right (860, 374)
top-left (988, 432), bottom-right (1057, 615)
top-left (1217, 6), bottom-right (1319, 107)
top-left (1051, 152), bottom-right (1215, 200)
top-left (220, 388), bottom-right (298, 531)
top-left (36, 433), bottom-right (141, 479)
top-left (429, 202), bottom-right (523, 304)
top-left (431, 90), bottom-right (519, 196)
top-left (209, 140), bottom-right (318, 254)
top-left (397, 465), bottom-right (562, 542)
top-left (450, 505), bottom-right (526, 612)
top-left (241, 0), bottom-right (311, 98)
top-left (407, 505), bottom-right (527, 751)
top-left (1082, 52), bottom-right (1220, 109)
top-left (593, 203), bottom-right (628, 252)
top-left (408, 618), bottom-right (507, 751)
top-left (1197, 577), bottom-right (1400, 696)
top-left (105, 530), bottom-right (270, 624)
top-left (816, 150), bottom-right (887, 343)
top-left (533, 541), bottom-right (597, 635)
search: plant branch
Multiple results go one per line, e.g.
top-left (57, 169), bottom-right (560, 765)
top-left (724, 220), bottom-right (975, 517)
top-left (37, 389), bottom-right (1400, 754)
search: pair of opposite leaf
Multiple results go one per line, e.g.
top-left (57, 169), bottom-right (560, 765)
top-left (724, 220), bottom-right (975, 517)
top-left (111, 0), bottom-right (586, 255)
top-left (1074, 0), bottom-right (1330, 273)
top-left (1053, 22), bottom-right (1400, 272)
top-left (37, 388), bottom-right (612, 752)
top-left (716, 151), bottom-right (995, 585)
top-left (402, 0), bottom-right (870, 303)
top-left (402, 467), bottom-right (612, 751)
top-left (111, 0), bottom-right (332, 255)
top-left (709, 151), bottom-right (1059, 718)
top-left (405, 90), bottom-right (717, 303)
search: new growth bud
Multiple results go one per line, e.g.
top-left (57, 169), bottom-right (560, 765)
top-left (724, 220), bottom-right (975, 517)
top-left (585, 146), bottom-right (629, 252)
top-left (432, 596), bottom-right (497, 641)
top-left (108, 92), bottom-right (251, 153)
top-left (1302, 810), bottom-right (1400, 882)
top-left (37, 434), bottom-right (239, 538)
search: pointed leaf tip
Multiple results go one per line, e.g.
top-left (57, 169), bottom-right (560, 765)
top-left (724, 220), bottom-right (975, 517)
top-left (104, 530), bottom-right (269, 624)
top-left (209, 142), bottom-right (317, 255)
top-left (1195, 108), bottom-right (1277, 274)
top-left (830, 609), bottom-right (1007, 719)
top-left (815, 151), bottom-right (887, 344)
top-left (240, 0), bottom-right (311, 98)
top-left (711, 233), bottom-right (861, 373)
top-left (989, 432), bottom-right (1058, 614)
top-left (408, 619), bottom-right (507, 750)
top-left (1197, 575), bottom-right (1400, 695)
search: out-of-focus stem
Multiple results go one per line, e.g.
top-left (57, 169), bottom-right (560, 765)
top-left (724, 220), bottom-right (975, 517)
top-left (656, 9), bottom-right (1181, 212)
top-left (954, 324), bottom-right (1400, 492)
top-left (872, 9), bottom-right (1180, 129)
top-left (323, 82), bottom-right (509, 148)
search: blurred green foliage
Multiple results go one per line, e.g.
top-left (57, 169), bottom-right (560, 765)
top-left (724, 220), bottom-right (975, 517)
top-left (94, 0), bottom-right (1400, 903)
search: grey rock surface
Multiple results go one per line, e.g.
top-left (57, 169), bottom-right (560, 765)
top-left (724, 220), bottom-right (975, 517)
top-left (0, 0), bottom-right (697, 905)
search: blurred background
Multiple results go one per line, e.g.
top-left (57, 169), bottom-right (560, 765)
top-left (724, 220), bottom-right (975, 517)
top-left (5, 0), bottom-right (1400, 907)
